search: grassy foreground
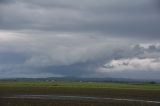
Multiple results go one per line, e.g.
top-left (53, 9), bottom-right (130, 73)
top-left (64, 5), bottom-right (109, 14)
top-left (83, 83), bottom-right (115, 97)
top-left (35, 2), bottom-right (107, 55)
top-left (0, 81), bottom-right (160, 106)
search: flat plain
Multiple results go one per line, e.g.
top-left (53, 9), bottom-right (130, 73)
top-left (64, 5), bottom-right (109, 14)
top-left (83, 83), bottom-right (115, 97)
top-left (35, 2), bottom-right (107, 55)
top-left (0, 81), bottom-right (160, 106)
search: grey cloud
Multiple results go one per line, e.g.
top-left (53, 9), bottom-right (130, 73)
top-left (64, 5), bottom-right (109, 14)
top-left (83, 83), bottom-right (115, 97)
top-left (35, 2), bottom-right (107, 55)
top-left (0, 52), bottom-right (28, 64)
top-left (0, 0), bottom-right (15, 4)
top-left (0, 0), bottom-right (160, 79)
top-left (0, 0), bottom-right (160, 39)
top-left (0, 31), bottom-right (132, 78)
top-left (0, 34), bottom-right (160, 79)
top-left (97, 43), bottom-right (160, 79)
top-left (106, 71), bottom-right (160, 80)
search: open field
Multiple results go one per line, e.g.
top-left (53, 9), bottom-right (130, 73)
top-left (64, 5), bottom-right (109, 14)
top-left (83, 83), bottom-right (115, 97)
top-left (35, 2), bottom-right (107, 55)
top-left (0, 81), bottom-right (160, 106)
top-left (1, 98), bottom-right (159, 106)
top-left (0, 81), bottom-right (160, 89)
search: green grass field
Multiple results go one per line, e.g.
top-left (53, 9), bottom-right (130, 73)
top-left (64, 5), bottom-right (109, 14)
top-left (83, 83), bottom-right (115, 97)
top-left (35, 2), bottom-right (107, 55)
top-left (0, 81), bottom-right (160, 90)
top-left (0, 81), bottom-right (160, 106)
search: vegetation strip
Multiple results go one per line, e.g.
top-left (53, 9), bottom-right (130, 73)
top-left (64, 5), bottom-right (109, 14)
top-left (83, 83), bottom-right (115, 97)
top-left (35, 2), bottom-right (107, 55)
top-left (2, 95), bottom-right (160, 104)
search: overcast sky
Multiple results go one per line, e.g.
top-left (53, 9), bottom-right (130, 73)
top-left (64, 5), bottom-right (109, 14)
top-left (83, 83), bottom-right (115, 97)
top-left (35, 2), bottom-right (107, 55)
top-left (0, 0), bottom-right (160, 79)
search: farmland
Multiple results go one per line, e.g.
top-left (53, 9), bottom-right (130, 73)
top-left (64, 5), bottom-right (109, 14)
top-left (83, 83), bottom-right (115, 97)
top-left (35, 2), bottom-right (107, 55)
top-left (0, 81), bottom-right (160, 106)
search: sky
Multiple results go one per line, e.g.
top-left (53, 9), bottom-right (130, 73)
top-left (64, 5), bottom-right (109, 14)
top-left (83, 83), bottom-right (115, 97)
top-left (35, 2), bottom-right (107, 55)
top-left (0, 0), bottom-right (160, 79)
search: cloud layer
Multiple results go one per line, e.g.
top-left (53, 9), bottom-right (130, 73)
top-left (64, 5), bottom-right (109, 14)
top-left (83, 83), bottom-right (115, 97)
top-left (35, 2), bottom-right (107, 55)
top-left (0, 0), bottom-right (160, 79)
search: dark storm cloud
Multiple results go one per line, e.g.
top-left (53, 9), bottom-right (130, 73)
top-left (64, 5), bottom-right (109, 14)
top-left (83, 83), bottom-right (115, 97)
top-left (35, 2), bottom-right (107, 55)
top-left (155, 0), bottom-right (160, 9)
top-left (0, 0), bottom-right (160, 39)
top-left (0, 52), bottom-right (28, 64)
top-left (38, 63), bottom-right (93, 77)
top-left (0, 0), bottom-right (160, 79)
top-left (0, 0), bottom-right (15, 4)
